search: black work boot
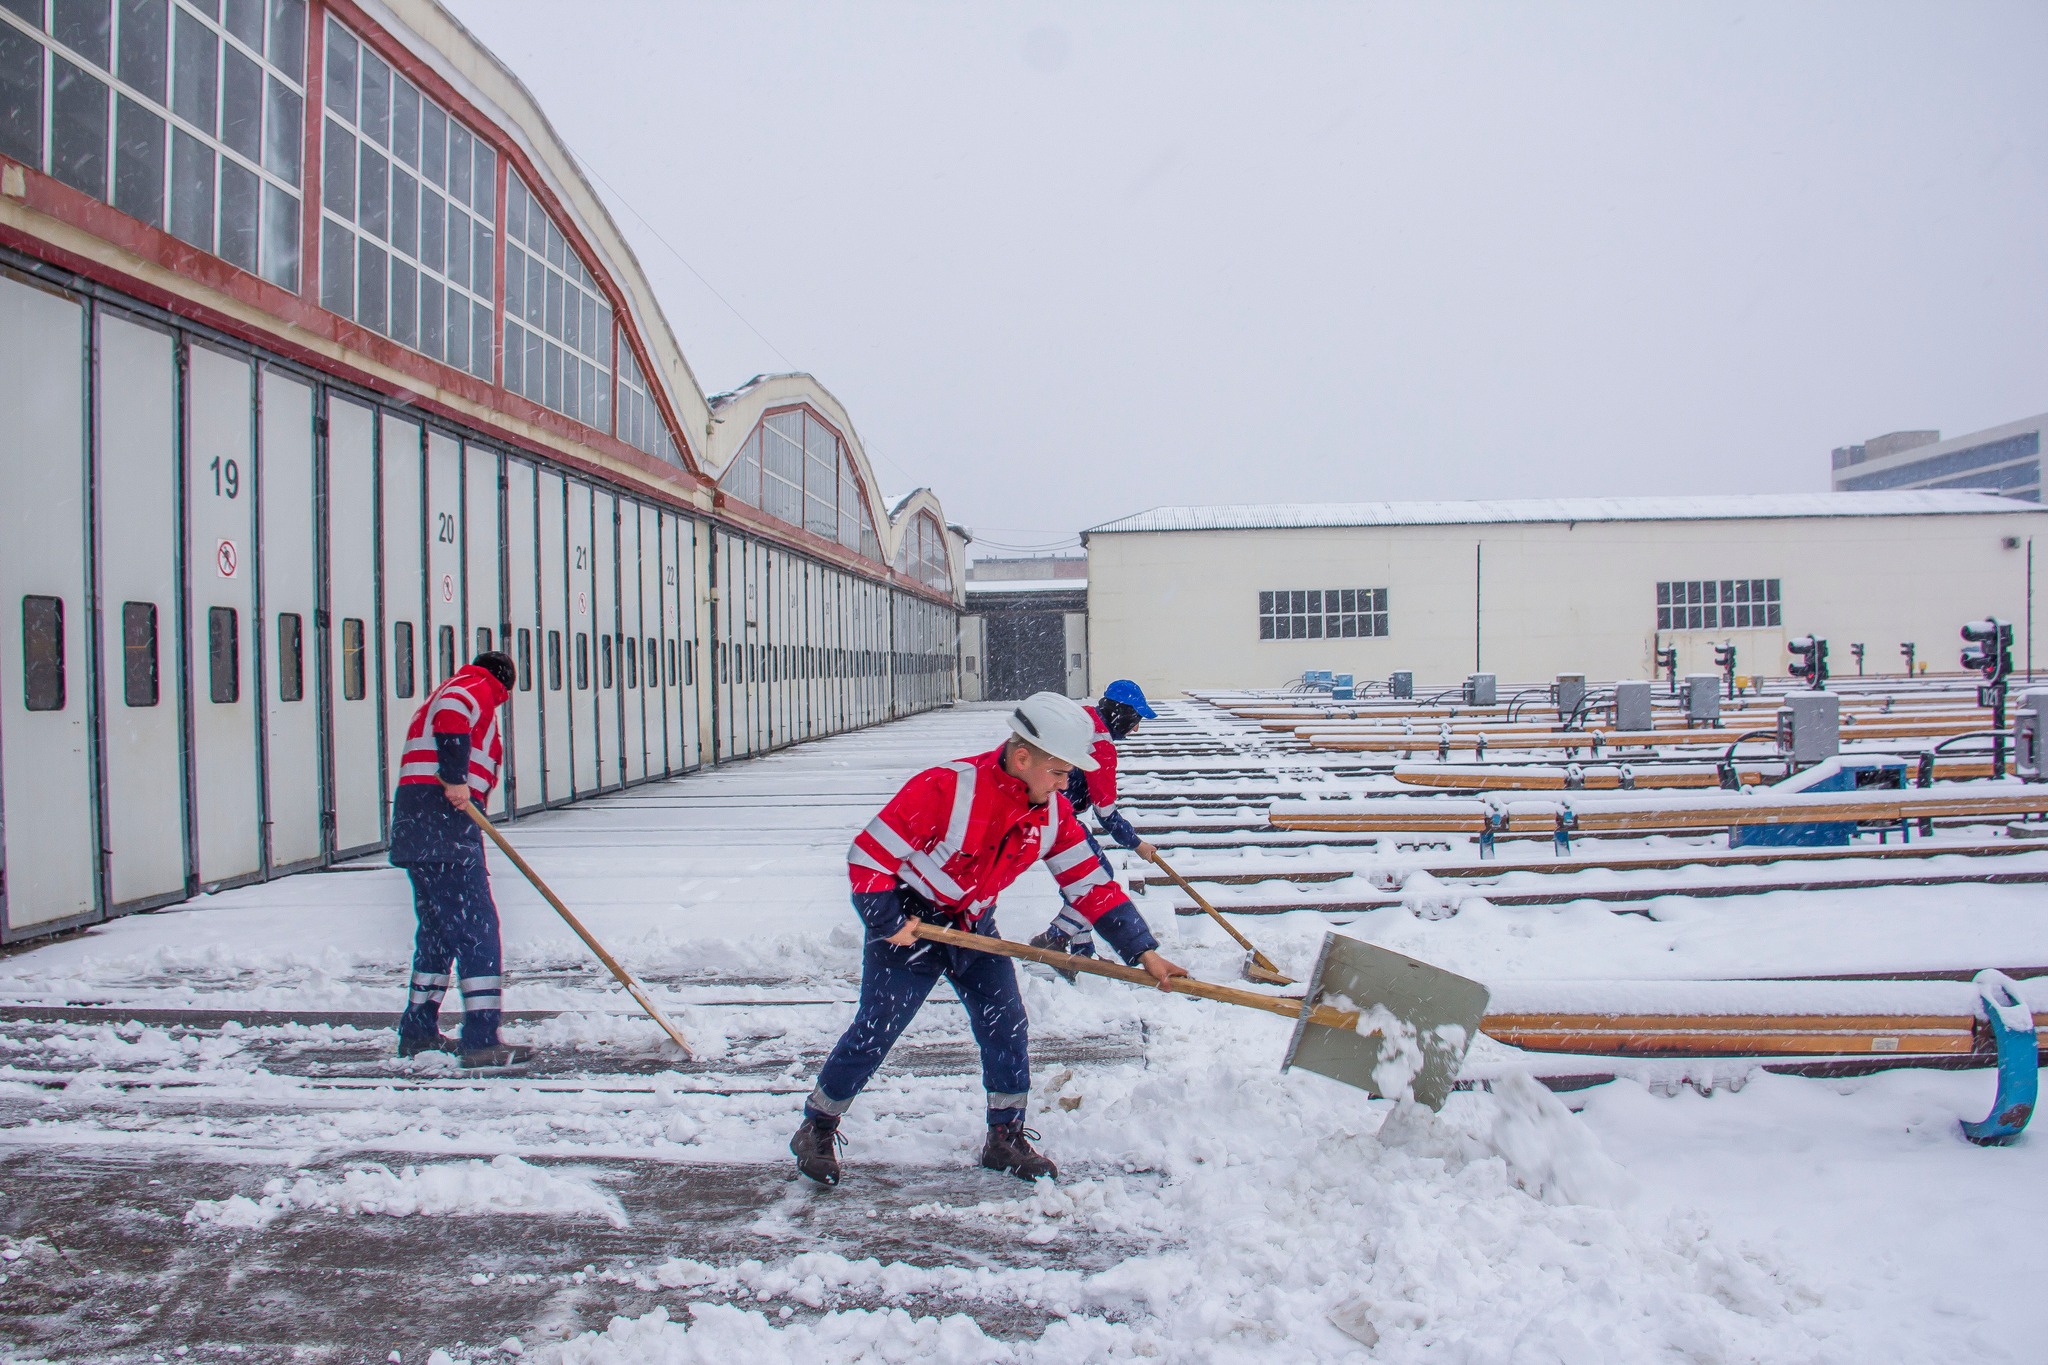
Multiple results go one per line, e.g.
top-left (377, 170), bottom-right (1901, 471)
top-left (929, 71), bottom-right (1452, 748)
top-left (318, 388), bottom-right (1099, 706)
top-left (1028, 929), bottom-right (1093, 984)
top-left (981, 1122), bottom-right (1058, 1181)
top-left (397, 1033), bottom-right (460, 1059)
top-left (792, 1114), bottom-right (845, 1186)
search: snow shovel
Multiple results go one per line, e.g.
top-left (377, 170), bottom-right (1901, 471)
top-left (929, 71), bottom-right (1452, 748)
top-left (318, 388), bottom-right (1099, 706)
top-left (1143, 848), bottom-right (1294, 985)
top-left (907, 922), bottom-right (1488, 1109)
top-left (466, 806), bottom-right (696, 1059)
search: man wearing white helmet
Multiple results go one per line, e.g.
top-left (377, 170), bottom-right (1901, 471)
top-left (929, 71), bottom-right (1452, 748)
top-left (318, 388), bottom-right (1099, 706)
top-left (792, 691), bottom-right (1189, 1187)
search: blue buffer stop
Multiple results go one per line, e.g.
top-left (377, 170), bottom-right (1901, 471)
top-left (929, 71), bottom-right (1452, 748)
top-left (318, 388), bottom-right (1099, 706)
top-left (1961, 969), bottom-right (2038, 1146)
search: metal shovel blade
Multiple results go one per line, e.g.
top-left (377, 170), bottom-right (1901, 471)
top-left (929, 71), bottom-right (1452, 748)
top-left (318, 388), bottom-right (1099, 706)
top-left (1283, 934), bottom-right (1490, 1110)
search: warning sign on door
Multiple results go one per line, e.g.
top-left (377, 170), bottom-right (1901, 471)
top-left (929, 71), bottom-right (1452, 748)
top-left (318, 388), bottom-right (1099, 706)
top-left (441, 573), bottom-right (455, 602)
top-left (215, 540), bottom-right (238, 578)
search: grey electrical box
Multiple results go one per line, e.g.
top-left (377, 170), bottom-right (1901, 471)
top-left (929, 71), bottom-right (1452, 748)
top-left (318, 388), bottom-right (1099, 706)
top-left (1683, 673), bottom-right (1721, 724)
top-left (1463, 673), bottom-right (1496, 706)
top-left (1776, 692), bottom-right (1841, 767)
top-left (2015, 689), bottom-right (2048, 781)
top-left (1554, 673), bottom-right (1586, 720)
top-left (1612, 679), bottom-right (1653, 731)
top-left (1390, 670), bottom-right (1414, 699)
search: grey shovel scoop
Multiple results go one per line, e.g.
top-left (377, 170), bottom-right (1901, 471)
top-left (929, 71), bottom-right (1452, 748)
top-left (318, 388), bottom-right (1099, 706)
top-left (1284, 934), bottom-right (1491, 1110)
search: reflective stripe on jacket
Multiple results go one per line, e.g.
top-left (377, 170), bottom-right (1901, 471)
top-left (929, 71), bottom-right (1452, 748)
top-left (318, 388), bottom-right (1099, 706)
top-left (847, 745), bottom-right (1129, 927)
top-left (396, 665), bottom-right (508, 799)
top-left (1063, 706), bottom-right (1141, 849)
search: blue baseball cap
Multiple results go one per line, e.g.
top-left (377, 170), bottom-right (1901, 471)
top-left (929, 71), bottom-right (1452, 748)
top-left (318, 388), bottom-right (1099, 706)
top-left (1102, 679), bottom-right (1157, 719)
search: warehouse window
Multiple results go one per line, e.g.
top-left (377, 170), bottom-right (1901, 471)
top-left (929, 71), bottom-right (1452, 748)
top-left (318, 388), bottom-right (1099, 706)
top-left (665, 638), bottom-right (675, 686)
top-left (340, 616), bottom-right (365, 699)
top-left (0, 0), bottom-right (307, 289)
top-left (599, 632), bottom-right (612, 689)
top-left (22, 594), bottom-right (64, 710)
top-left (318, 15), bottom-right (493, 379)
top-left (474, 626), bottom-right (490, 656)
top-left (892, 511), bottom-right (952, 592)
top-left (546, 628), bottom-right (561, 690)
top-left (719, 408), bottom-right (883, 562)
top-left (504, 171), bottom-right (611, 430)
top-left (121, 600), bottom-right (158, 706)
top-left (624, 635), bottom-right (637, 689)
top-left (516, 626), bottom-right (532, 690)
top-left (391, 619), bottom-right (414, 697)
top-left (615, 339), bottom-right (680, 464)
top-left (1259, 589), bottom-right (1389, 641)
top-left (275, 611), bottom-right (302, 700)
top-left (1656, 579), bottom-right (1781, 631)
top-left (206, 604), bottom-right (238, 703)
top-left (436, 623), bottom-right (454, 683)
top-left (575, 631), bottom-right (588, 689)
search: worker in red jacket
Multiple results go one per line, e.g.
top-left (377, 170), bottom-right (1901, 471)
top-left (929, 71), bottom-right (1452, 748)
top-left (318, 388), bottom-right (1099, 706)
top-left (792, 691), bottom-right (1189, 1186)
top-left (389, 650), bottom-right (528, 1069)
top-left (1031, 679), bottom-right (1159, 967)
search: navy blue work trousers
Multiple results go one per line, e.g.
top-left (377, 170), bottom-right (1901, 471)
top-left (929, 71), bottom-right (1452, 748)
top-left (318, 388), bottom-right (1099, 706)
top-left (396, 861), bottom-right (504, 1050)
top-left (810, 919), bottom-right (1031, 1126)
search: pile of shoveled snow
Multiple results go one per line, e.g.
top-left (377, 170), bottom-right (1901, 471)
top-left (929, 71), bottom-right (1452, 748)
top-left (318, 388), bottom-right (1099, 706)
top-left (187, 1154), bottom-right (626, 1230)
top-left (438, 1001), bottom-right (1952, 1365)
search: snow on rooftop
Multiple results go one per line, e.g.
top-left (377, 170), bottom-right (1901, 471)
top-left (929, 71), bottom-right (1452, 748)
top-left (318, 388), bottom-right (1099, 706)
top-left (1087, 490), bottom-right (2040, 535)
top-left (964, 577), bottom-right (1088, 594)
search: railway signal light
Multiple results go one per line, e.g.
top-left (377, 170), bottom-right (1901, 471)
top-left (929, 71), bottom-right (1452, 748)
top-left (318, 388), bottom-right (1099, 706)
top-left (1713, 643), bottom-right (1737, 699)
top-left (1656, 645), bottom-right (1678, 693)
top-left (1900, 642), bottom-right (1917, 676)
top-left (1786, 636), bottom-right (1828, 689)
top-left (1851, 643), bottom-right (1865, 676)
top-left (1960, 618), bottom-right (2012, 687)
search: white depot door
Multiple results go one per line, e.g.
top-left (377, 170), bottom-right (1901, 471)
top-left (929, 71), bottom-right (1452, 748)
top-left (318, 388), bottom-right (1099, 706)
top-left (0, 276), bottom-right (96, 935)
top-left (379, 416), bottom-right (425, 812)
top-left (464, 443), bottom-right (506, 816)
top-left (259, 368), bottom-right (322, 870)
top-left (503, 459), bottom-right (543, 813)
top-left (637, 503), bottom-right (664, 776)
top-left (672, 514), bottom-right (700, 771)
top-left (96, 311), bottom-right (187, 911)
top-left (326, 397), bottom-right (382, 854)
top-left (537, 469), bottom-right (570, 803)
top-left (592, 490), bottom-right (622, 789)
top-left (566, 480), bottom-right (599, 794)
top-left (186, 344), bottom-right (262, 887)
top-left (617, 501), bottom-right (646, 784)
top-left (425, 430), bottom-right (463, 693)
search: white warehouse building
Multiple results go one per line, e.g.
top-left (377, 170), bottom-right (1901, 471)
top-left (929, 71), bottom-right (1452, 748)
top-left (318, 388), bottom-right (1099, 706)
top-left (1082, 493), bottom-right (2048, 695)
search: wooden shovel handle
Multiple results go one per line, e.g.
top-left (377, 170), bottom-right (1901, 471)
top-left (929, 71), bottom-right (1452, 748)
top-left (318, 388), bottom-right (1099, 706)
top-left (466, 805), bottom-right (696, 1058)
top-left (906, 921), bottom-right (1353, 1029)
top-left (1143, 849), bottom-right (1290, 979)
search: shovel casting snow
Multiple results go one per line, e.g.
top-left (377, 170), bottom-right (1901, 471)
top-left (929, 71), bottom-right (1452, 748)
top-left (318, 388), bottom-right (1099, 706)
top-left (907, 922), bottom-right (1487, 1108)
top-left (467, 807), bottom-right (696, 1059)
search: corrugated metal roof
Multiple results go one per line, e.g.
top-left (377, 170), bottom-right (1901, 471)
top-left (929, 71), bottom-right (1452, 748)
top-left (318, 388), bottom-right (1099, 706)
top-left (1085, 491), bottom-right (2040, 535)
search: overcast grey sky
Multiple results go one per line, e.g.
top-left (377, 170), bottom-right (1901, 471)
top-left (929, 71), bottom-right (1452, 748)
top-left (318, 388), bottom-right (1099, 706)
top-left (445, 1), bottom-right (2047, 555)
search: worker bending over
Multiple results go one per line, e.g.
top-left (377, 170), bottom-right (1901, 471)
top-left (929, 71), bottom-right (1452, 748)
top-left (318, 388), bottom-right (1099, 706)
top-left (793, 691), bottom-right (1188, 1186)
top-left (390, 650), bottom-right (530, 1070)
top-left (1031, 679), bottom-right (1159, 966)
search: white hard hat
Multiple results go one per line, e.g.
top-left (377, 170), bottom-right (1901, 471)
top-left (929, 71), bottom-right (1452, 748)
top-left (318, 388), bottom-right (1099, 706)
top-left (1007, 692), bottom-right (1100, 770)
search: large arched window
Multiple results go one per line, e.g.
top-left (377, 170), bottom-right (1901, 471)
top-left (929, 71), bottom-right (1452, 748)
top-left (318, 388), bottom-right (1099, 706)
top-left (893, 511), bottom-right (952, 592)
top-left (719, 408), bottom-right (882, 560)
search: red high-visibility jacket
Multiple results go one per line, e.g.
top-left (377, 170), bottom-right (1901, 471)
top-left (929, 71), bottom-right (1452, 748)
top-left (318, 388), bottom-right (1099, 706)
top-left (848, 746), bottom-right (1128, 928)
top-left (397, 665), bottom-right (507, 799)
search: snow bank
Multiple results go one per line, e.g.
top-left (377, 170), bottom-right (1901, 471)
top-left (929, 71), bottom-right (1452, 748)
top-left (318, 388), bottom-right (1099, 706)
top-left (186, 1154), bottom-right (626, 1230)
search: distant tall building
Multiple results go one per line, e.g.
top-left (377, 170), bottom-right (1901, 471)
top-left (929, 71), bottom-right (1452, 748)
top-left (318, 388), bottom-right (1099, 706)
top-left (1832, 416), bottom-right (2044, 502)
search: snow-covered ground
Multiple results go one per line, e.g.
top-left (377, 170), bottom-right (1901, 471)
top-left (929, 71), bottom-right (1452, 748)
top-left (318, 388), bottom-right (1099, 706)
top-left (2, 702), bottom-right (2043, 1362)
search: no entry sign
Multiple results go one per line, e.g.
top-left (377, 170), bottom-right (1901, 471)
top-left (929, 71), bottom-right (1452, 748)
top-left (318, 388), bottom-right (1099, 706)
top-left (215, 539), bottom-right (238, 578)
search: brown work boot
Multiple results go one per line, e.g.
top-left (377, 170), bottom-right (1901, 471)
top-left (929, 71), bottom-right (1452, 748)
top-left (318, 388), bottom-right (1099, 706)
top-left (980, 1122), bottom-right (1058, 1180)
top-left (791, 1114), bottom-right (845, 1186)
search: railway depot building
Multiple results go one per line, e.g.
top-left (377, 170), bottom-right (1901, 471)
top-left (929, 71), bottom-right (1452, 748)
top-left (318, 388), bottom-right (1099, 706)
top-left (1083, 493), bottom-right (2047, 695)
top-left (0, 0), bottom-right (963, 942)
